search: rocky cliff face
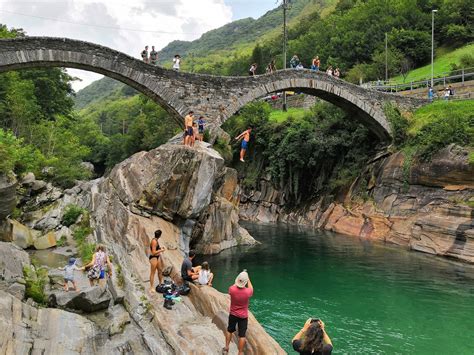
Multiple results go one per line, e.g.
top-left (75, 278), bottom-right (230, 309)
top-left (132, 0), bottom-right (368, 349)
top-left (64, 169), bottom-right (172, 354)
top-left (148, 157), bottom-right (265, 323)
top-left (0, 142), bottom-right (284, 354)
top-left (240, 144), bottom-right (474, 263)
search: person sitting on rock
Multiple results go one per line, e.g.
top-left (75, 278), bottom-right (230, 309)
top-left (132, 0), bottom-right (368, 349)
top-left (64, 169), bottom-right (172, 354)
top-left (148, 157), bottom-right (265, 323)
top-left (292, 318), bottom-right (333, 355)
top-left (197, 261), bottom-right (214, 286)
top-left (83, 244), bottom-right (113, 287)
top-left (59, 257), bottom-right (81, 292)
top-left (181, 250), bottom-right (200, 283)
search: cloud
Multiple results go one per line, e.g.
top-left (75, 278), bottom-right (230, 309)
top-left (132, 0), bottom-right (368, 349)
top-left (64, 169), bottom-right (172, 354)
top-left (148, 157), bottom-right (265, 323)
top-left (0, 0), bottom-right (233, 91)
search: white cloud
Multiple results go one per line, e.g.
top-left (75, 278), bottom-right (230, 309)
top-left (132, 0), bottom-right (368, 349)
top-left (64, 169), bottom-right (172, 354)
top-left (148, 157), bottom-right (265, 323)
top-left (0, 0), bottom-right (233, 91)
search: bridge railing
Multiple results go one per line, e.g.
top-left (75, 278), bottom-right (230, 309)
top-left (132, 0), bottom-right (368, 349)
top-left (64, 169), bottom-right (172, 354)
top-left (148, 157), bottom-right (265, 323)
top-left (363, 67), bottom-right (474, 93)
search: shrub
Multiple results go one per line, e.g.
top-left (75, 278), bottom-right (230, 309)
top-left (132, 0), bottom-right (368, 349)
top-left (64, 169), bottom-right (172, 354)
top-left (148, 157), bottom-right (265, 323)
top-left (73, 226), bottom-right (95, 263)
top-left (213, 137), bottom-right (233, 162)
top-left (23, 265), bottom-right (48, 305)
top-left (62, 205), bottom-right (85, 227)
top-left (384, 104), bottom-right (409, 148)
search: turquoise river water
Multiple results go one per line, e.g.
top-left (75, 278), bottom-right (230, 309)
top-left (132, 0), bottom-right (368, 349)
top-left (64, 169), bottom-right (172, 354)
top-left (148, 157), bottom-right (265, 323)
top-left (204, 223), bottom-right (474, 354)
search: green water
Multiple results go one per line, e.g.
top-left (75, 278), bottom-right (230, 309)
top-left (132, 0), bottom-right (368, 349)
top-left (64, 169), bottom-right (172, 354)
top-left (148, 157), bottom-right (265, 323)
top-left (204, 223), bottom-right (474, 354)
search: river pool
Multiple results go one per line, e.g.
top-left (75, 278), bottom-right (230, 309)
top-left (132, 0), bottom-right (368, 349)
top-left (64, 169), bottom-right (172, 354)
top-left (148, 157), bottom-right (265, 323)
top-left (204, 223), bottom-right (474, 354)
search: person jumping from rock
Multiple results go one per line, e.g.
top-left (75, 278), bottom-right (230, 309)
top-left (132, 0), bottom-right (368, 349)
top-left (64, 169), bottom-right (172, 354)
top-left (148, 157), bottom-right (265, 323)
top-left (235, 127), bottom-right (252, 162)
top-left (149, 229), bottom-right (166, 294)
top-left (59, 257), bottom-right (82, 292)
top-left (141, 46), bottom-right (149, 63)
top-left (222, 270), bottom-right (253, 355)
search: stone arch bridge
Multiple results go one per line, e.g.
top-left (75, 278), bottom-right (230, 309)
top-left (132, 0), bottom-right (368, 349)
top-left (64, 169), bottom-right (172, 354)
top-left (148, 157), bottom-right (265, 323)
top-left (0, 37), bottom-right (427, 141)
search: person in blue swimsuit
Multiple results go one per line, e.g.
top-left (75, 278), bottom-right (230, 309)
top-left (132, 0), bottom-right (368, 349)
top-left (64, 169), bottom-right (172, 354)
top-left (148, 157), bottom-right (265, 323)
top-left (235, 127), bottom-right (252, 162)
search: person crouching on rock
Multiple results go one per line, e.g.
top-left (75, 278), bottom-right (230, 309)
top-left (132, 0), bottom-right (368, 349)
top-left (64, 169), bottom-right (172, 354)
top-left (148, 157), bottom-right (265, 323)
top-left (292, 318), bottom-right (333, 355)
top-left (197, 261), bottom-right (214, 286)
top-left (181, 250), bottom-right (200, 283)
top-left (83, 244), bottom-right (113, 287)
top-left (59, 257), bottom-right (82, 292)
top-left (223, 270), bottom-right (253, 355)
top-left (149, 229), bottom-right (166, 294)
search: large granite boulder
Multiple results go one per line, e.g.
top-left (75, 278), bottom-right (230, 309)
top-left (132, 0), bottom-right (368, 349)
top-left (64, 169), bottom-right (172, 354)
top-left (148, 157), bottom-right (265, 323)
top-left (0, 175), bottom-right (16, 221)
top-left (0, 241), bottom-right (30, 299)
top-left (48, 286), bottom-right (113, 312)
top-left (10, 219), bottom-right (38, 249)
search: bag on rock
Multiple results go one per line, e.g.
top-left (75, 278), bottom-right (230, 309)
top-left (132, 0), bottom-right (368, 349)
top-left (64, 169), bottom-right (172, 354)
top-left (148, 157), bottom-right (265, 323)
top-left (156, 280), bottom-right (176, 294)
top-left (177, 284), bottom-right (191, 296)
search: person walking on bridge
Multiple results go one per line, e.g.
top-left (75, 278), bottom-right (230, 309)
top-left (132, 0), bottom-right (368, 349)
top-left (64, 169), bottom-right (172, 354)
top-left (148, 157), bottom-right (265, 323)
top-left (235, 127), bottom-right (252, 162)
top-left (149, 46), bottom-right (158, 66)
top-left (184, 111), bottom-right (194, 146)
top-left (141, 46), bottom-right (149, 63)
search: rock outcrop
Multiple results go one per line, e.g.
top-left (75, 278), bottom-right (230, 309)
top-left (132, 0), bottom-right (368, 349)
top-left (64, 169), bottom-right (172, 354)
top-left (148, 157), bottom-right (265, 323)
top-left (0, 242), bottom-right (30, 299)
top-left (88, 142), bottom-right (282, 354)
top-left (240, 145), bottom-right (474, 263)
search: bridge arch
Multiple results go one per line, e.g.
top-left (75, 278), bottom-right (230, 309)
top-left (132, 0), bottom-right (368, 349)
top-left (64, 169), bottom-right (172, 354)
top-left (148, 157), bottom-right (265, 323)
top-left (0, 37), bottom-right (427, 141)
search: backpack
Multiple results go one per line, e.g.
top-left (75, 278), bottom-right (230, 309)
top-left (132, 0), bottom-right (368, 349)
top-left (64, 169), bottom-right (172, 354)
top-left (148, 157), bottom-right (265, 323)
top-left (177, 283), bottom-right (191, 296)
top-left (156, 280), bottom-right (176, 294)
top-left (87, 264), bottom-right (101, 280)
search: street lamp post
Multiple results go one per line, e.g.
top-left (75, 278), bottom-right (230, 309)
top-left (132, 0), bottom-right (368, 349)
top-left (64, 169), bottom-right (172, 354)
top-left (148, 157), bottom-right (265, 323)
top-left (431, 9), bottom-right (438, 88)
top-left (282, 0), bottom-right (289, 112)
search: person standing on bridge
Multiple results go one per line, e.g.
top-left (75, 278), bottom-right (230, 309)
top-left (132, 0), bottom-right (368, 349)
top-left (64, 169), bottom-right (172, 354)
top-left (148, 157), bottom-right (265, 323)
top-left (290, 54), bottom-right (300, 69)
top-left (150, 46), bottom-right (158, 66)
top-left (184, 111), bottom-right (194, 146)
top-left (334, 67), bottom-right (340, 78)
top-left (141, 46), bottom-right (149, 63)
top-left (249, 63), bottom-right (257, 76)
top-left (311, 56), bottom-right (320, 71)
top-left (173, 55), bottom-right (181, 71)
top-left (235, 127), bottom-right (252, 162)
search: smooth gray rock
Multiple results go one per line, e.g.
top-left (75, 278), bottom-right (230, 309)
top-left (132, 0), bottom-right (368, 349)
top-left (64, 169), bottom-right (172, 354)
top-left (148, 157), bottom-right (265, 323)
top-left (49, 286), bottom-right (112, 312)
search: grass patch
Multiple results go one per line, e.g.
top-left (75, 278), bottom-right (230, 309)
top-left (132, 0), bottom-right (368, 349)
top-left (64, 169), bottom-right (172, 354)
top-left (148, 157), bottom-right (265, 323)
top-left (269, 107), bottom-right (307, 123)
top-left (469, 152), bottom-right (474, 165)
top-left (23, 265), bottom-right (48, 305)
top-left (408, 100), bottom-right (474, 135)
top-left (62, 205), bottom-right (86, 227)
top-left (72, 210), bottom-right (95, 264)
top-left (115, 263), bottom-right (124, 288)
top-left (56, 235), bottom-right (68, 247)
top-left (390, 44), bottom-right (474, 84)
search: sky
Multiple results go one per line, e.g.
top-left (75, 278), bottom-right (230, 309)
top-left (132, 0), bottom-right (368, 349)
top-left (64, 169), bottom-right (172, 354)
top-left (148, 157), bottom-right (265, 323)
top-left (0, 0), bottom-right (280, 91)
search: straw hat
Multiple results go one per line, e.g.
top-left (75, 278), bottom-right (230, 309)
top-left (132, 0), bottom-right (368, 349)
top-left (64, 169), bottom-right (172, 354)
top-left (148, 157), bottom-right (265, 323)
top-left (235, 271), bottom-right (249, 288)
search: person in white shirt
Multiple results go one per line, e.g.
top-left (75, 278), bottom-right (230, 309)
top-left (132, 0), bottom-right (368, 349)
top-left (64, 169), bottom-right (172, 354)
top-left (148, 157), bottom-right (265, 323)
top-left (173, 54), bottom-right (181, 71)
top-left (198, 261), bottom-right (214, 286)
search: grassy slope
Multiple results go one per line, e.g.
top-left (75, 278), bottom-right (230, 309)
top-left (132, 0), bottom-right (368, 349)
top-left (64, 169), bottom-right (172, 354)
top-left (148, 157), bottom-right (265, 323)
top-left (269, 107), bottom-right (307, 122)
top-left (390, 43), bottom-right (474, 84)
top-left (408, 99), bottom-right (474, 135)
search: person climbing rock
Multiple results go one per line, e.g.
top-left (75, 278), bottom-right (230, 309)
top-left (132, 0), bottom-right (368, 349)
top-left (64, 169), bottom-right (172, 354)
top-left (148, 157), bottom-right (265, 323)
top-left (223, 270), bottom-right (253, 355)
top-left (181, 250), bottom-right (200, 283)
top-left (83, 244), bottom-right (113, 287)
top-left (141, 46), bottom-right (149, 63)
top-left (292, 318), bottom-right (333, 355)
top-left (59, 257), bottom-right (81, 292)
top-left (149, 46), bottom-right (158, 65)
top-left (235, 127), bottom-right (252, 162)
top-left (149, 229), bottom-right (166, 294)
top-left (197, 261), bottom-right (214, 286)
top-left (184, 111), bottom-right (194, 146)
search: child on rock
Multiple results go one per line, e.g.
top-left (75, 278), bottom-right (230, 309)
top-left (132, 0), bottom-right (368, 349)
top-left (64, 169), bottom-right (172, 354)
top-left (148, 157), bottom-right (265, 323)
top-left (198, 261), bottom-right (214, 286)
top-left (60, 257), bottom-right (82, 292)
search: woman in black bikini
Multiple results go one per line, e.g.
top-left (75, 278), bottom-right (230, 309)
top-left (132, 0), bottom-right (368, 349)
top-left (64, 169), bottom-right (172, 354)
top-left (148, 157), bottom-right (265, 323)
top-left (149, 229), bottom-right (166, 293)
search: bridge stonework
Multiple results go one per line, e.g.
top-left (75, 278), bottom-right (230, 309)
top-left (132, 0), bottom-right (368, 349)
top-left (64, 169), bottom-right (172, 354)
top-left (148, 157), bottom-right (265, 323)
top-left (0, 37), bottom-right (427, 141)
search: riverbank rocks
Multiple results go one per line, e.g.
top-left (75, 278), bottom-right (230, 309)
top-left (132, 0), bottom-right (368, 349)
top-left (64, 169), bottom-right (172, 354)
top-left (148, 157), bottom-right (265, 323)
top-left (0, 242), bottom-right (30, 299)
top-left (240, 145), bottom-right (474, 263)
top-left (49, 286), bottom-right (113, 312)
top-left (0, 174), bottom-right (17, 221)
top-left (33, 231), bottom-right (57, 250)
top-left (10, 219), bottom-right (38, 248)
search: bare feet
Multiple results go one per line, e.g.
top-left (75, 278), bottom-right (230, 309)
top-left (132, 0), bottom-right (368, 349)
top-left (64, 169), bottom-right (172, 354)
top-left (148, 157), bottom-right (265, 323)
top-left (148, 288), bottom-right (156, 294)
top-left (222, 347), bottom-right (229, 354)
